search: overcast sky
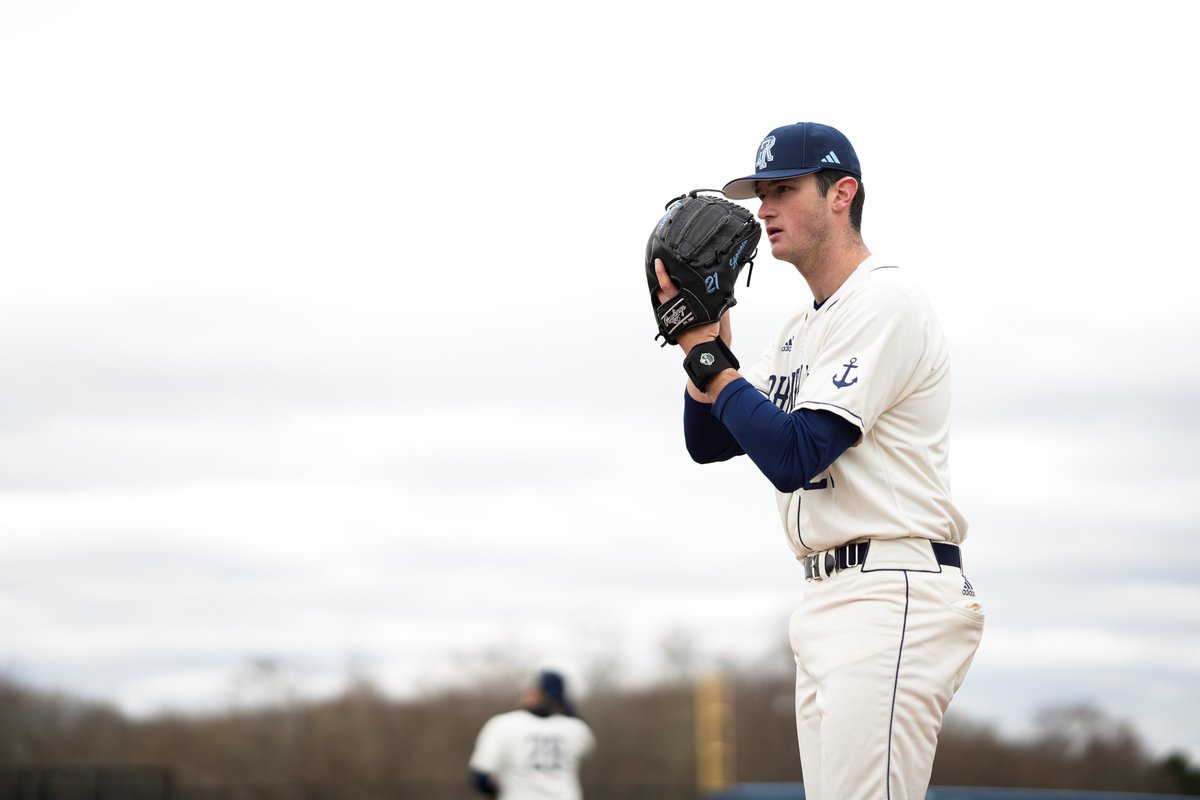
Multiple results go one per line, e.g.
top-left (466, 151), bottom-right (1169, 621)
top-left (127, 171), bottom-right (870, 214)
top-left (2, 0), bottom-right (1198, 766)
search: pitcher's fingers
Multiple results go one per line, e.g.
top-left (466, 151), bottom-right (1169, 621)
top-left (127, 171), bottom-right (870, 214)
top-left (654, 259), bottom-right (678, 301)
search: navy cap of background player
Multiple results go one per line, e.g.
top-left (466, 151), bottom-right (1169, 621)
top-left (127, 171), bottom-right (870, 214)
top-left (722, 122), bottom-right (862, 200)
top-left (538, 669), bottom-right (577, 717)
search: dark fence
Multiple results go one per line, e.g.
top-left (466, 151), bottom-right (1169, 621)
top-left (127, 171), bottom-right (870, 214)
top-left (3, 770), bottom-right (1194, 800)
top-left (0, 766), bottom-right (174, 800)
top-left (708, 784), bottom-right (1198, 800)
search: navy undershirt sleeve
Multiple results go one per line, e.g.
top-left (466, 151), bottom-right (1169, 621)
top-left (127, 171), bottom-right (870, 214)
top-left (470, 770), bottom-right (497, 796)
top-left (686, 378), bottom-right (861, 493)
top-left (683, 390), bottom-right (745, 462)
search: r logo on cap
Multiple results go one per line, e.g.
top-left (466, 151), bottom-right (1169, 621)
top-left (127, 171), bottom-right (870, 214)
top-left (756, 136), bottom-right (776, 171)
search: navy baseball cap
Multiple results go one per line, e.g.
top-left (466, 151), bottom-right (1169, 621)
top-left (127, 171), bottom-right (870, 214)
top-left (722, 122), bottom-right (861, 200)
top-left (537, 669), bottom-right (577, 716)
top-left (538, 670), bottom-right (566, 703)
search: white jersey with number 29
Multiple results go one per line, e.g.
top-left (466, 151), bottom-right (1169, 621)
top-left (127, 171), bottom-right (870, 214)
top-left (741, 256), bottom-right (968, 557)
top-left (469, 709), bottom-right (596, 800)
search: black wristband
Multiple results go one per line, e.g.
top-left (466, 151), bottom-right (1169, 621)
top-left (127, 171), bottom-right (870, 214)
top-left (683, 338), bottom-right (740, 391)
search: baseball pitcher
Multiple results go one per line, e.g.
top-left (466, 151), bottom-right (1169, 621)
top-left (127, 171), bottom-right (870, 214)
top-left (647, 122), bottom-right (985, 800)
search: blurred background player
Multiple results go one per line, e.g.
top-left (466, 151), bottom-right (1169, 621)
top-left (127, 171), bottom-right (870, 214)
top-left (468, 669), bottom-right (596, 800)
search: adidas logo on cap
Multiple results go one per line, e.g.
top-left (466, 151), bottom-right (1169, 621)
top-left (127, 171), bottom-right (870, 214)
top-left (819, 150), bottom-right (841, 165)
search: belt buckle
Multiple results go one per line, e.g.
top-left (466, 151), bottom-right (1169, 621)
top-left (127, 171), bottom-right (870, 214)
top-left (803, 554), bottom-right (821, 581)
top-left (803, 550), bottom-right (838, 581)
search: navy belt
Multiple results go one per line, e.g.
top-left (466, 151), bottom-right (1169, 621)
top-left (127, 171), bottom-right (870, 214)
top-left (803, 540), bottom-right (961, 581)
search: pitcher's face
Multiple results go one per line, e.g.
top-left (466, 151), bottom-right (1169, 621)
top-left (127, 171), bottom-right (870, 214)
top-left (755, 175), bottom-right (835, 270)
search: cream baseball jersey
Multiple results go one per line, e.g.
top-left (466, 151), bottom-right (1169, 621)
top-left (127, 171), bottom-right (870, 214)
top-left (741, 256), bottom-right (967, 557)
top-left (469, 710), bottom-right (596, 800)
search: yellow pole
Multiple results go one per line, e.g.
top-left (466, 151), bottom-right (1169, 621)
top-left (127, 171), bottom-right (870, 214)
top-left (695, 671), bottom-right (735, 793)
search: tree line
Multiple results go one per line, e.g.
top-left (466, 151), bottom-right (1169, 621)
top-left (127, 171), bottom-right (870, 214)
top-left (2, 665), bottom-right (1198, 799)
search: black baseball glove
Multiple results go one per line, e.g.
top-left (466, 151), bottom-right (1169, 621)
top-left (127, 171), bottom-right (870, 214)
top-left (646, 190), bottom-right (761, 346)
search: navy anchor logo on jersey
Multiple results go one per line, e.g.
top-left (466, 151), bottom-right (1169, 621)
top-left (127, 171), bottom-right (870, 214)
top-left (832, 357), bottom-right (859, 388)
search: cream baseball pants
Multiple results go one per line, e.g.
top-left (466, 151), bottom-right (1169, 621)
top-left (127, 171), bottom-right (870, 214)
top-left (788, 538), bottom-right (985, 800)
